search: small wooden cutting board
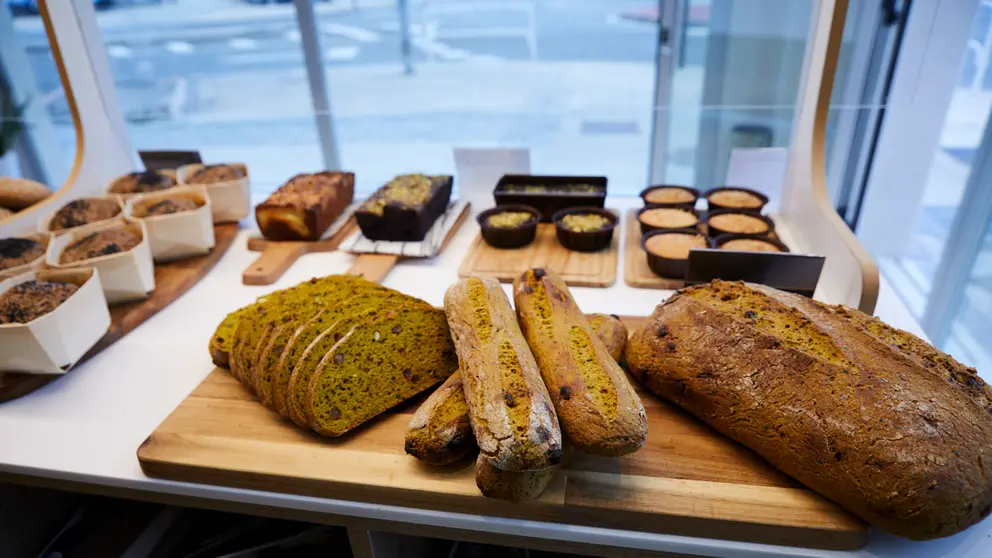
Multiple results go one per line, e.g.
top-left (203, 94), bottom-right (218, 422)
top-left (623, 209), bottom-right (685, 290)
top-left (458, 217), bottom-right (619, 288)
top-left (243, 219), bottom-right (359, 286)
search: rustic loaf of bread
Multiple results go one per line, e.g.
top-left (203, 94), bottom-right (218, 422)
top-left (625, 280), bottom-right (992, 540)
top-left (514, 269), bottom-right (646, 456)
top-left (405, 314), bottom-right (628, 465)
top-left (444, 277), bottom-right (562, 472)
top-left (474, 455), bottom-right (558, 502)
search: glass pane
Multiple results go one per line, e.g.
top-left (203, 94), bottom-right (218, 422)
top-left (877, 4), bottom-right (992, 318)
top-left (2, 4), bottom-right (74, 198)
top-left (657, 0), bottom-right (813, 188)
top-left (324, 0), bottom-right (660, 195)
top-left (945, 224), bottom-right (992, 371)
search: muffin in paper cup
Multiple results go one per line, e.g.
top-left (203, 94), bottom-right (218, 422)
top-left (46, 217), bottom-right (155, 304)
top-left (0, 233), bottom-right (52, 280)
top-left (38, 195), bottom-right (126, 234)
top-left (0, 267), bottom-right (110, 375)
top-left (127, 186), bottom-right (215, 263)
top-left (105, 169), bottom-right (180, 199)
top-left (177, 163), bottom-right (250, 223)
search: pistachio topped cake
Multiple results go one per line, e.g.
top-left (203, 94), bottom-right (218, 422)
top-left (355, 174), bottom-right (453, 241)
top-left (559, 213), bottom-right (611, 232)
top-left (487, 211), bottom-right (534, 228)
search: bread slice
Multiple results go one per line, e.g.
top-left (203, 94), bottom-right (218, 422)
top-left (475, 456), bottom-right (558, 502)
top-left (305, 305), bottom-right (458, 437)
top-left (209, 307), bottom-right (250, 369)
top-left (268, 291), bottom-right (429, 417)
top-left (586, 313), bottom-right (628, 363)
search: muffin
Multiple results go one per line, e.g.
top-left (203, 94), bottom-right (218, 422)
top-left (553, 207), bottom-right (617, 252)
top-left (638, 207), bottom-right (699, 234)
top-left (49, 198), bottom-right (122, 231)
top-left (720, 238), bottom-right (783, 252)
top-left (707, 212), bottom-right (772, 237)
top-left (0, 280), bottom-right (79, 324)
top-left (705, 187), bottom-right (767, 212)
top-left (0, 237), bottom-right (45, 271)
top-left (640, 185), bottom-right (698, 208)
top-left (59, 228), bottom-right (141, 264)
top-left (108, 170), bottom-right (177, 195)
top-left (143, 197), bottom-right (200, 217)
top-left (642, 230), bottom-right (707, 279)
top-left (187, 164), bottom-right (245, 184)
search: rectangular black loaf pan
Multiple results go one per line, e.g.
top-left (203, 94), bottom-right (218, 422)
top-left (355, 175), bottom-right (454, 242)
top-left (494, 174), bottom-right (607, 222)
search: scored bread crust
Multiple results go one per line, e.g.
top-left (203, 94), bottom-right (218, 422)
top-left (444, 277), bottom-right (562, 472)
top-left (405, 314), bottom-right (629, 466)
top-left (625, 280), bottom-right (992, 541)
top-left (514, 269), bottom-right (646, 456)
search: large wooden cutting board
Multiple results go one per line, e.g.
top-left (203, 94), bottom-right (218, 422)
top-left (458, 220), bottom-right (618, 288)
top-left (0, 224), bottom-right (239, 403)
top-left (137, 315), bottom-right (868, 550)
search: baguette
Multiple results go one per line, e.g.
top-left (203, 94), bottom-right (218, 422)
top-left (513, 268), bottom-right (646, 456)
top-left (474, 455), bottom-right (558, 502)
top-left (625, 280), bottom-right (992, 540)
top-left (405, 314), bottom-right (628, 465)
top-left (443, 277), bottom-right (562, 471)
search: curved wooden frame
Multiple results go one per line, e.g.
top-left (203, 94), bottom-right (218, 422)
top-left (0, 0), bottom-right (83, 227)
top-left (781, 0), bottom-right (880, 314)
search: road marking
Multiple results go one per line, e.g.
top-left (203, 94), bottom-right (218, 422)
top-left (284, 29), bottom-right (301, 43)
top-left (165, 41), bottom-right (194, 55)
top-left (325, 46), bottom-right (360, 61)
top-left (106, 44), bottom-right (133, 59)
top-left (228, 37), bottom-right (259, 50)
top-left (323, 23), bottom-right (381, 43)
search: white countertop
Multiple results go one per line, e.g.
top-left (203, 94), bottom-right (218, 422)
top-left (1, 199), bottom-right (988, 558)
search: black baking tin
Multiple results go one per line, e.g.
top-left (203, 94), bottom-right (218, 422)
top-left (477, 204), bottom-right (540, 248)
top-left (704, 209), bottom-right (776, 238)
top-left (711, 233), bottom-right (790, 253)
top-left (641, 228), bottom-right (707, 279)
top-left (494, 174), bottom-right (607, 223)
top-left (552, 207), bottom-right (617, 252)
top-left (639, 185), bottom-right (700, 210)
top-left (637, 206), bottom-right (701, 235)
top-left (702, 186), bottom-right (769, 213)
top-left (355, 175), bottom-right (453, 242)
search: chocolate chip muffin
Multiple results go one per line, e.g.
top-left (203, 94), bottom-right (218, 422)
top-left (108, 170), bottom-right (177, 195)
top-left (0, 280), bottom-right (79, 324)
top-left (49, 198), bottom-right (121, 231)
top-left (0, 237), bottom-right (45, 271)
top-left (187, 164), bottom-right (245, 184)
top-left (143, 198), bottom-right (200, 217)
top-left (59, 228), bottom-right (140, 264)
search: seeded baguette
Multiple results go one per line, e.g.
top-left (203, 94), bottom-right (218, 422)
top-left (405, 314), bottom-right (628, 465)
top-left (475, 455), bottom-right (558, 502)
top-left (444, 277), bottom-right (562, 472)
top-left (514, 268), bottom-right (647, 456)
top-left (625, 280), bottom-right (992, 540)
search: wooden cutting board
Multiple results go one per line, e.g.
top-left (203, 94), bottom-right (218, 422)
top-left (137, 315), bottom-right (868, 550)
top-left (243, 219), bottom-right (359, 286)
top-left (458, 220), bottom-right (619, 288)
top-left (0, 223), bottom-right (239, 403)
top-left (623, 209), bottom-right (686, 290)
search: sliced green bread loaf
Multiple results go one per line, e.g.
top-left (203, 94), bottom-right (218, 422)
top-left (210, 274), bottom-right (456, 438)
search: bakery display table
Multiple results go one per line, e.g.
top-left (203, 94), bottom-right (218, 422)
top-left (1, 197), bottom-right (989, 558)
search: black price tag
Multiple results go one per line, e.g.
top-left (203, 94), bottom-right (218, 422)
top-left (138, 150), bottom-right (202, 171)
top-left (685, 249), bottom-right (825, 297)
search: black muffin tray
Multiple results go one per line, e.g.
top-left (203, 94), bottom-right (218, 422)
top-left (494, 174), bottom-right (607, 223)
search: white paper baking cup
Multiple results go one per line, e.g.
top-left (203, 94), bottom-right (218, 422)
top-left (127, 186), bottom-right (215, 263)
top-left (105, 169), bottom-right (180, 200)
top-left (0, 232), bottom-right (52, 280)
top-left (38, 195), bottom-right (127, 234)
top-left (46, 217), bottom-right (155, 304)
top-left (177, 163), bottom-right (251, 223)
top-left (0, 267), bottom-right (111, 375)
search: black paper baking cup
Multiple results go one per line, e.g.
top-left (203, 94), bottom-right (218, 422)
top-left (703, 186), bottom-right (769, 213)
top-left (711, 233), bottom-right (790, 253)
top-left (637, 206), bottom-right (701, 235)
top-left (639, 184), bottom-right (700, 210)
top-left (642, 228), bottom-right (707, 279)
top-left (705, 209), bottom-right (776, 238)
top-left (477, 204), bottom-right (541, 248)
top-left (552, 207), bottom-right (618, 252)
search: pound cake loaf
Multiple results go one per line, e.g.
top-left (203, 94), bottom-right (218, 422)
top-left (355, 174), bottom-right (453, 241)
top-left (256, 172), bottom-right (354, 241)
top-left (514, 269), bottom-right (646, 456)
top-left (444, 277), bottom-right (562, 472)
top-left (625, 280), bottom-right (992, 540)
top-left (406, 314), bottom-right (628, 465)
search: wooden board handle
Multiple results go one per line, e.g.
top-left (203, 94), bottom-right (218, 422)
top-left (346, 254), bottom-right (400, 284)
top-left (242, 243), bottom-right (307, 286)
